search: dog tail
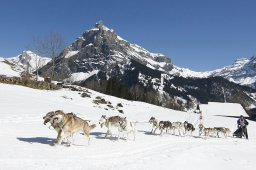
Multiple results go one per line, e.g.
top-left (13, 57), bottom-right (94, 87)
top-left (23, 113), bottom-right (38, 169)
top-left (89, 124), bottom-right (96, 130)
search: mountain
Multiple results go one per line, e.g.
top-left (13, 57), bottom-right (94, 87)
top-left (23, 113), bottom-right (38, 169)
top-left (0, 51), bottom-right (51, 77)
top-left (8, 51), bottom-right (51, 73)
top-left (171, 57), bottom-right (256, 89)
top-left (210, 57), bottom-right (256, 88)
top-left (37, 21), bottom-right (256, 114)
top-left (38, 21), bottom-right (173, 82)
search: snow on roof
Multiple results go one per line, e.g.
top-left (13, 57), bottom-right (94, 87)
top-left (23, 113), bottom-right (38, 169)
top-left (200, 102), bottom-right (247, 117)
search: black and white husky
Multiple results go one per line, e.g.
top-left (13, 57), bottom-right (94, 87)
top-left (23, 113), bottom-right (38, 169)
top-left (149, 117), bottom-right (159, 134)
top-left (158, 121), bottom-right (172, 135)
top-left (184, 121), bottom-right (195, 136)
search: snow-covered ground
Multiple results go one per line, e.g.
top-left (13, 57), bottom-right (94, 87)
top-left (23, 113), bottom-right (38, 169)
top-left (0, 83), bottom-right (255, 170)
top-left (0, 58), bottom-right (20, 77)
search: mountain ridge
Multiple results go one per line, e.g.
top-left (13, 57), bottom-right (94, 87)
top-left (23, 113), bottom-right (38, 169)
top-left (1, 22), bottom-right (256, 115)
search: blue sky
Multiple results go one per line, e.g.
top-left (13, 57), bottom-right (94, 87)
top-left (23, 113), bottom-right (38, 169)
top-left (1, 0), bottom-right (256, 71)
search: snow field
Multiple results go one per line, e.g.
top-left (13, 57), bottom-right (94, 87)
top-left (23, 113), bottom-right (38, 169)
top-left (0, 83), bottom-right (256, 170)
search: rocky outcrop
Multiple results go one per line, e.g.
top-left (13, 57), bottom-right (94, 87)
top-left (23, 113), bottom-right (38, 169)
top-left (38, 21), bottom-right (173, 82)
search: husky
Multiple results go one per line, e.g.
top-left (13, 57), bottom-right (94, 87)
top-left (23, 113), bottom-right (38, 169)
top-left (214, 127), bottom-right (231, 138)
top-left (118, 118), bottom-right (136, 141)
top-left (99, 115), bottom-right (125, 137)
top-left (171, 121), bottom-right (184, 136)
top-left (149, 117), bottom-right (159, 134)
top-left (197, 124), bottom-right (215, 138)
top-left (50, 111), bottom-right (96, 146)
top-left (158, 121), bottom-right (172, 135)
top-left (43, 110), bottom-right (65, 143)
top-left (198, 123), bottom-right (204, 136)
top-left (222, 128), bottom-right (231, 138)
top-left (203, 127), bottom-right (215, 138)
top-left (184, 121), bottom-right (195, 136)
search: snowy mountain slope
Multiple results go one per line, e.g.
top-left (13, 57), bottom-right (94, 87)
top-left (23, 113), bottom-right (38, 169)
top-left (0, 57), bottom-right (20, 77)
top-left (0, 51), bottom-right (51, 77)
top-left (169, 65), bottom-right (211, 78)
top-left (171, 57), bottom-right (256, 88)
top-left (0, 83), bottom-right (256, 170)
top-left (7, 51), bottom-right (51, 73)
top-left (211, 57), bottom-right (256, 88)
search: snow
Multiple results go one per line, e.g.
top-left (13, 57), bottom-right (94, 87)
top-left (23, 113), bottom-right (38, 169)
top-left (235, 76), bottom-right (256, 86)
top-left (200, 102), bottom-right (247, 117)
top-left (200, 102), bottom-right (248, 127)
top-left (64, 51), bottom-right (79, 58)
top-left (169, 65), bottom-right (211, 78)
top-left (0, 60), bottom-right (20, 77)
top-left (64, 70), bottom-right (99, 82)
top-left (169, 57), bottom-right (256, 88)
top-left (102, 25), bottom-right (114, 32)
top-left (146, 63), bottom-right (156, 69)
top-left (0, 83), bottom-right (256, 170)
top-left (4, 51), bottom-right (51, 74)
top-left (117, 35), bottom-right (125, 41)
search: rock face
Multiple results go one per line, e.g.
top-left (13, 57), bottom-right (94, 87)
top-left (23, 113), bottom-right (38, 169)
top-left (38, 22), bottom-right (256, 113)
top-left (38, 21), bottom-right (173, 81)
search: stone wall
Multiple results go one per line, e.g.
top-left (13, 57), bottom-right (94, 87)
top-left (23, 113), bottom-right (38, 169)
top-left (0, 75), bottom-right (61, 90)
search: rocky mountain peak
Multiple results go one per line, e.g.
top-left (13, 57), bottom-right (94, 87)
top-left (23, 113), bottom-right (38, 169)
top-left (8, 51), bottom-right (50, 72)
top-left (39, 22), bottom-right (173, 81)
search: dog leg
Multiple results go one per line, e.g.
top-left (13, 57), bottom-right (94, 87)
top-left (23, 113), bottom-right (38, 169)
top-left (70, 132), bottom-right (75, 145)
top-left (83, 129), bottom-right (91, 145)
top-left (63, 131), bottom-right (72, 146)
top-left (153, 127), bottom-right (158, 134)
top-left (105, 129), bottom-right (110, 137)
top-left (118, 129), bottom-right (122, 140)
top-left (54, 129), bottom-right (62, 145)
top-left (151, 125), bottom-right (155, 133)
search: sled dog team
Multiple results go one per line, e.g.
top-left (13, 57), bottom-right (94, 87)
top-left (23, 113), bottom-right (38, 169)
top-left (43, 110), bottom-right (234, 146)
top-left (148, 117), bottom-right (230, 138)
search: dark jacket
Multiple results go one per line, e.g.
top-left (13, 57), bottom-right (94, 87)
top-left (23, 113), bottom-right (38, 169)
top-left (237, 117), bottom-right (248, 128)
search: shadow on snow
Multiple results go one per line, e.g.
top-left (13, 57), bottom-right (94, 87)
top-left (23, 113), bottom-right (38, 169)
top-left (17, 137), bottom-right (54, 145)
top-left (90, 132), bottom-right (127, 141)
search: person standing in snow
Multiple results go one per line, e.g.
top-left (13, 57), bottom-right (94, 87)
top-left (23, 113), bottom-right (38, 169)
top-left (199, 111), bottom-right (203, 124)
top-left (237, 115), bottom-right (249, 139)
